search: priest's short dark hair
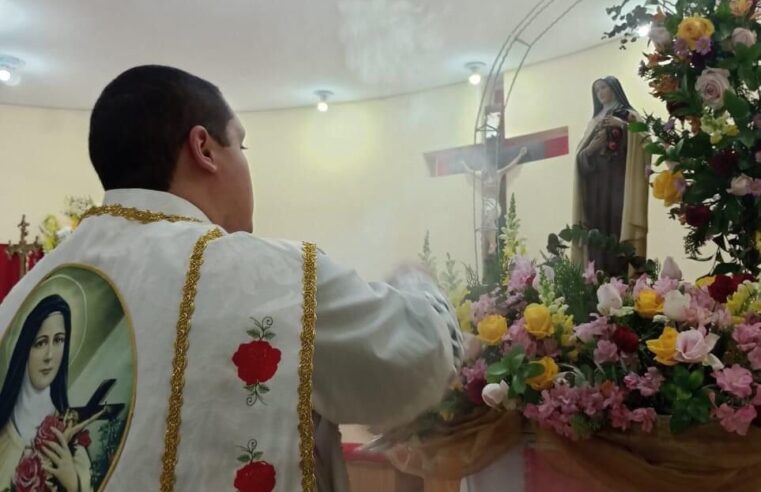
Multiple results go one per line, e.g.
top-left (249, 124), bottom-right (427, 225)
top-left (89, 65), bottom-right (233, 191)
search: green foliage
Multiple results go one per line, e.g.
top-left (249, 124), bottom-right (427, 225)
top-left (661, 366), bottom-right (712, 433)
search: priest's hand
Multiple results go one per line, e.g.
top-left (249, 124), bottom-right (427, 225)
top-left (41, 428), bottom-right (79, 492)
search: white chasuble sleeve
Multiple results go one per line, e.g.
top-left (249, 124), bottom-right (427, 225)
top-left (311, 252), bottom-right (462, 428)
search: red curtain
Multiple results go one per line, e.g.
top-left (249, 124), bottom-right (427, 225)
top-left (0, 245), bottom-right (43, 303)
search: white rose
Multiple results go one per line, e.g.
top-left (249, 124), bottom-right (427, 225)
top-left (482, 381), bottom-right (509, 409)
top-left (462, 333), bottom-right (482, 363)
top-left (732, 27), bottom-right (757, 49)
top-left (597, 283), bottom-right (623, 316)
top-left (663, 290), bottom-right (692, 322)
top-left (695, 67), bottom-right (732, 110)
top-left (660, 256), bottom-right (683, 281)
top-left (728, 174), bottom-right (753, 196)
top-left (649, 26), bottom-right (672, 49)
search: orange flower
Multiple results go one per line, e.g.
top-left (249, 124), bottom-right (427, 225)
top-left (687, 116), bottom-right (702, 134)
top-left (650, 76), bottom-right (678, 96)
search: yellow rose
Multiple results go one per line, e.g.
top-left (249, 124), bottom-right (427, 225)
top-left (677, 16), bottom-right (715, 49)
top-left (526, 356), bottom-right (560, 390)
top-left (652, 170), bottom-right (684, 206)
top-left (635, 289), bottom-right (665, 318)
top-left (477, 315), bottom-right (508, 345)
top-left (731, 0), bottom-right (753, 17)
top-left (524, 304), bottom-right (554, 339)
top-left (646, 326), bottom-right (679, 366)
top-left (456, 301), bottom-right (473, 333)
top-left (696, 276), bottom-right (716, 288)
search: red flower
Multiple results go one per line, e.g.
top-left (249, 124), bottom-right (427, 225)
top-left (709, 275), bottom-right (737, 302)
top-left (232, 341), bottom-right (282, 385)
top-left (684, 205), bottom-right (711, 228)
top-left (466, 378), bottom-right (487, 405)
top-left (33, 415), bottom-right (65, 451)
top-left (75, 430), bottom-right (91, 448)
top-left (732, 274), bottom-right (755, 291)
top-left (612, 326), bottom-right (639, 354)
top-left (234, 461), bottom-right (276, 492)
top-left (709, 149), bottom-right (739, 177)
top-left (14, 452), bottom-right (46, 492)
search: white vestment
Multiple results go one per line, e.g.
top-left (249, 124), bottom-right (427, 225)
top-left (0, 189), bottom-right (461, 492)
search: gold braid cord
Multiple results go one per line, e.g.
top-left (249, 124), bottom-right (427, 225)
top-left (81, 204), bottom-right (203, 224)
top-left (298, 242), bottom-right (318, 492)
top-left (159, 228), bottom-right (223, 491)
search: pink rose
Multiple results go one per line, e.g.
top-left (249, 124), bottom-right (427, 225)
top-left (13, 452), bottom-right (46, 492)
top-left (728, 174), bottom-right (753, 196)
top-left (714, 364), bottom-right (754, 398)
top-left (732, 27), bottom-right (757, 49)
top-left (482, 381), bottom-right (509, 408)
top-left (674, 329), bottom-right (722, 368)
top-left (594, 339), bottom-right (619, 364)
top-left (695, 68), bottom-right (732, 110)
top-left (715, 403), bottom-right (757, 436)
top-left (660, 256), bottom-right (682, 281)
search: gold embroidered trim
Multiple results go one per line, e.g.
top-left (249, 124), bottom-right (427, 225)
top-left (298, 242), bottom-right (317, 492)
top-left (159, 228), bottom-right (223, 492)
top-left (81, 204), bottom-right (203, 224)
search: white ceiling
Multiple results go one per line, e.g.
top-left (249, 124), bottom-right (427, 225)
top-left (0, 0), bottom-right (620, 112)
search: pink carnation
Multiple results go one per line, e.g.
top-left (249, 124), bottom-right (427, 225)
top-left (574, 316), bottom-right (612, 343)
top-left (508, 256), bottom-right (536, 292)
top-left (471, 294), bottom-right (499, 325)
top-left (624, 367), bottom-right (664, 397)
top-left (462, 358), bottom-right (488, 385)
top-left (506, 318), bottom-right (537, 357)
top-left (714, 404), bottom-right (757, 436)
top-left (733, 323), bottom-right (761, 352)
top-left (594, 339), bottom-right (620, 364)
top-left (653, 277), bottom-right (680, 297)
top-left (714, 365), bottom-right (754, 398)
top-left (629, 408), bottom-right (657, 433)
top-left (748, 347), bottom-right (761, 371)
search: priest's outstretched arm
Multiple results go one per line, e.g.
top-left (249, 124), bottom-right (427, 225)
top-left (311, 252), bottom-right (463, 428)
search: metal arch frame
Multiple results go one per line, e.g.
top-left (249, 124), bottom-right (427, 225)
top-left (470, 0), bottom-right (585, 279)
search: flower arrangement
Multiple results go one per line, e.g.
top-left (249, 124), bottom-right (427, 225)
top-left (606, 0), bottom-right (761, 275)
top-left (39, 196), bottom-right (95, 253)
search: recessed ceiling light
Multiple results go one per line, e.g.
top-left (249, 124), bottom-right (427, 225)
top-left (465, 62), bottom-right (486, 86)
top-left (315, 90), bottom-right (333, 112)
top-left (0, 55), bottom-right (24, 86)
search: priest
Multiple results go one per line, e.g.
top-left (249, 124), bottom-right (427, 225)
top-left (0, 65), bottom-right (463, 492)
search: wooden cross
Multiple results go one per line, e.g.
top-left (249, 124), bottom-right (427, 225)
top-left (6, 215), bottom-right (41, 278)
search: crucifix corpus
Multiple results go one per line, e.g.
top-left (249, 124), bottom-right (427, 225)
top-left (423, 74), bottom-right (570, 280)
top-left (6, 215), bottom-right (42, 278)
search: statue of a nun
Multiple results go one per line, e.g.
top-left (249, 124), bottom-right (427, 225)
top-left (571, 76), bottom-right (650, 276)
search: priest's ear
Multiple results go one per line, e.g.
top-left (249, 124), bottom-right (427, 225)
top-left (186, 125), bottom-right (220, 174)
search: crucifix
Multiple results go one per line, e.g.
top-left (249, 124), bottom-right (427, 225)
top-left (423, 74), bottom-right (570, 281)
top-left (6, 214), bottom-right (42, 278)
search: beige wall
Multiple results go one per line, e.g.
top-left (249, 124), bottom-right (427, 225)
top-left (0, 40), bottom-right (706, 281)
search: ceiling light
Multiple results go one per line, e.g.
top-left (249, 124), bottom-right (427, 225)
top-left (637, 24), bottom-right (651, 37)
top-left (0, 56), bottom-right (24, 86)
top-left (315, 90), bottom-right (333, 112)
top-left (466, 62), bottom-right (486, 86)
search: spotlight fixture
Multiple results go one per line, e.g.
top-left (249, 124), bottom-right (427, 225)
top-left (315, 90), bottom-right (333, 112)
top-left (0, 55), bottom-right (24, 86)
top-left (466, 61), bottom-right (486, 86)
top-left (637, 23), bottom-right (651, 37)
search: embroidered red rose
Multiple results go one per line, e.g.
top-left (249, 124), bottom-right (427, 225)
top-left (33, 415), bottom-right (65, 451)
top-left (232, 340), bottom-right (282, 385)
top-left (75, 430), bottom-right (91, 448)
top-left (234, 461), bottom-right (276, 492)
top-left (14, 452), bottom-right (46, 492)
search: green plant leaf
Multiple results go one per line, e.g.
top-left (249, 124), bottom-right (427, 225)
top-left (511, 374), bottom-right (527, 395)
top-left (487, 361), bottom-right (509, 382)
top-left (688, 369), bottom-right (704, 390)
top-left (628, 121), bottom-right (648, 133)
top-left (724, 90), bottom-right (751, 121)
top-left (525, 362), bottom-right (545, 379)
top-left (238, 455), bottom-right (251, 463)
